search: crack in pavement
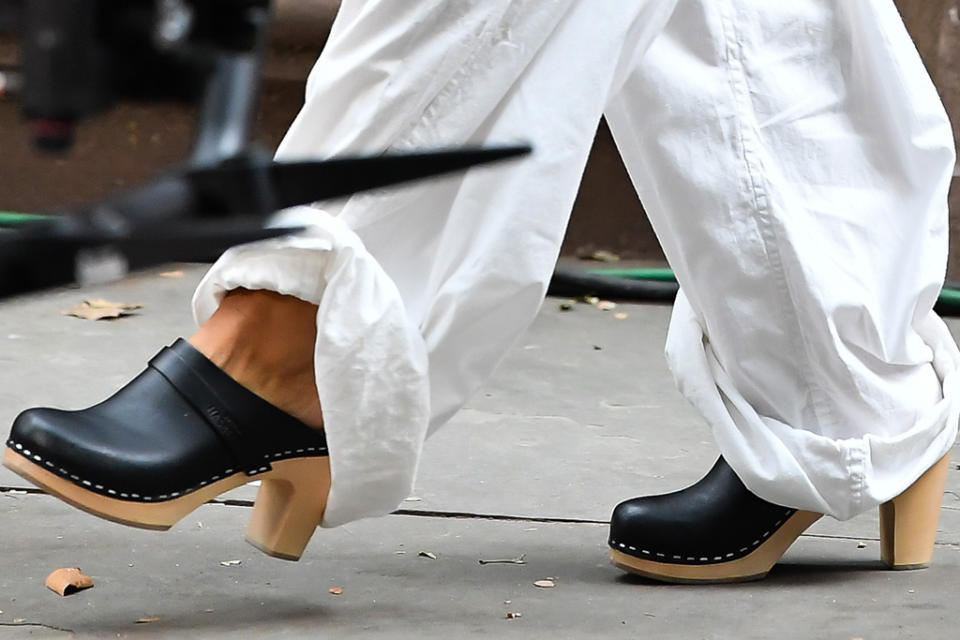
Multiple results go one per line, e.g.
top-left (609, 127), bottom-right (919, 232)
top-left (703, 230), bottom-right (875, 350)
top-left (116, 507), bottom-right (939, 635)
top-left (0, 621), bottom-right (74, 634)
top-left (5, 485), bottom-right (960, 547)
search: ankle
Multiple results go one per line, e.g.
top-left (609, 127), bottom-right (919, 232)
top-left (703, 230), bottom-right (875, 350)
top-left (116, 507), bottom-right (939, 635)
top-left (189, 289), bottom-right (324, 429)
top-left (193, 288), bottom-right (314, 356)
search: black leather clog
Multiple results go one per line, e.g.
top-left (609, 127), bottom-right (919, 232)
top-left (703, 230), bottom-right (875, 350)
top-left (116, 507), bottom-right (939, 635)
top-left (4, 338), bottom-right (330, 560)
top-left (608, 458), bottom-right (822, 583)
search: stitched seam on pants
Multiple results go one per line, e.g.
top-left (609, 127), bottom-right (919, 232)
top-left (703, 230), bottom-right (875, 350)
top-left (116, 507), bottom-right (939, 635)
top-left (843, 441), bottom-right (866, 511)
top-left (389, 1), bottom-right (514, 150)
top-left (715, 1), bottom-right (837, 434)
top-left (392, 0), bottom-right (577, 153)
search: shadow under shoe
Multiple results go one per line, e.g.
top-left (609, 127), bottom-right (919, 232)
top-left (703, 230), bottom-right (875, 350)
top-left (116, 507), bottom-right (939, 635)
top-left (4, 339), bottom-right (330, 561)
top-left (609, 455), bottom-right (950, 583)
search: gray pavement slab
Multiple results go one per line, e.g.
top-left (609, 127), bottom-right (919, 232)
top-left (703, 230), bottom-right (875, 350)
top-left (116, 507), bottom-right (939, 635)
top-left (1, 265), bottom-right (959, 637)
top-left (1, 495), bottom-right (959, 639)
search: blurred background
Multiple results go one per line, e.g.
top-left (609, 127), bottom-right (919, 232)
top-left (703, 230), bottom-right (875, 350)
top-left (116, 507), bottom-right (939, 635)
top-left (0, 0), bottom-right (957, 274)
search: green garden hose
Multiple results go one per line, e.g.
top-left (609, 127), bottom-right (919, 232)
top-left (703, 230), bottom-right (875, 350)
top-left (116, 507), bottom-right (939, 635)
top-left (0, 211), bottom-right (51, 226)
top-left (588, 266), bottom-right (677, 282)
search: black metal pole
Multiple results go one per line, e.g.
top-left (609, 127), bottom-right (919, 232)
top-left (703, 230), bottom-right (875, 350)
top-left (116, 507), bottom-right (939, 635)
top-left (189, 4), bottom-right (270, 165)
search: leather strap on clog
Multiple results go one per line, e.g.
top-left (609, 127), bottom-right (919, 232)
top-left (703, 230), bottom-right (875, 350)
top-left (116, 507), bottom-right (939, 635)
top-left (149, 346), bottom-right (268, 473)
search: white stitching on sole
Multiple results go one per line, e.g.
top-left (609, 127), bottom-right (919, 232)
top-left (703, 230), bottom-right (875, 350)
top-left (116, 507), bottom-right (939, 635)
top-left (6, 439), bottom-right (328, 502)
top-left (610, 509), bottom-right (797, 565)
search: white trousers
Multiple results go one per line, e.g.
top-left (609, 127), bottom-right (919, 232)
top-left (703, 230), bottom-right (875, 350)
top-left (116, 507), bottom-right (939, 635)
top-left (193, 0), bottom-right (959, 527)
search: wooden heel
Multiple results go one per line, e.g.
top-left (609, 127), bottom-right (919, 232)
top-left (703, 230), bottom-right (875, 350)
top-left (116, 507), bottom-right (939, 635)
top-left (245, 456), bottom-right (330, 561)
top-left (879, 453), bottom-right (950, 570)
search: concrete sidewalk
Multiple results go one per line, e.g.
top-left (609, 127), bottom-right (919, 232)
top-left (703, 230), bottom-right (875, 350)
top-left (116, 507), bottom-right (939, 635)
top-left (0, 264), bottom-right (958, 638)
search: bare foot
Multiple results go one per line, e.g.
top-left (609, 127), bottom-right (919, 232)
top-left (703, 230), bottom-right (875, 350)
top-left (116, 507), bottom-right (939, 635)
top-left (189, 289), bottom-right (324, 429)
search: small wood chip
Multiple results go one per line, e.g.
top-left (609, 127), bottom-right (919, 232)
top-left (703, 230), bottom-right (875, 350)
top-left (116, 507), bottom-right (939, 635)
top-left (136, 617), bottom-right (161, 624)
top-left (418, 551), bottom-right (438, 560)
top-left (596, 300), bottom-right (617, 311)
top-left (158, 270), bottom-right (185, 278)
top-left (219, 560), bottom-right (242, 567)
top-left (329, 587), bottom-right (343, 595)
top-left (856, 541), bottom-right (866, 549)
top-left (505, 612), bottom-right (522, 619)
top-left (533, 579), bottom-right (555, 588)
top-left (478, 554), bottom-right (526, 565)
top-left (586, 249), bottom-right (620, 263)
top-left (45, 567), bottom-right (94, 596)
top-left (614, 312), bottom-right (629, 320)
top-left (61, 299), bottom-right (143, 321)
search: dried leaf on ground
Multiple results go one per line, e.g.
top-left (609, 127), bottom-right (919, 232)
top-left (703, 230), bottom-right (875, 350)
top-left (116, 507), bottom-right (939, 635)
top-left (533, 579), bottom-right (555, 588)
top-left (45, 567), bottom-right (94, 596)
top-left (61, 299), bottom-right (143, 321)
top-left (136, 617), bottom-right (161, 624)
top-left (418, 551), bottom-right (438, 560)
top-left (329, 587), bottom-right (344, 595)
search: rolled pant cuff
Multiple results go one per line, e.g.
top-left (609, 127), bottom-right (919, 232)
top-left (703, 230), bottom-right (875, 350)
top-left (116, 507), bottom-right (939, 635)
top-left (192, 208), bottom-right (431, 527)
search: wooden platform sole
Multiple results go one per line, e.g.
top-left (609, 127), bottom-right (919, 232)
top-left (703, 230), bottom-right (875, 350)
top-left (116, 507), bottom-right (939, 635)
top-left (3, 447), bottom-right (330, 560)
